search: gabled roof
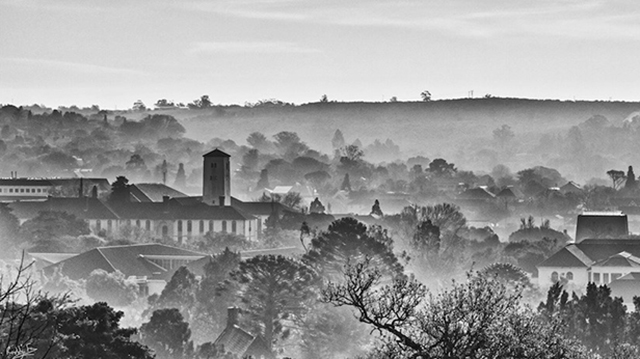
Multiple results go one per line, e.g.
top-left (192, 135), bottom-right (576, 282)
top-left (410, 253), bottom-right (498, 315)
top-left (43, 244), bottom-right (207, 281)
top-left (269, 186), bottom-right (293, 195)
top-left (593, 251), bottom-right (640, 267)
top-left (214, 325), bottom-right (256, 356)
top-left (203, 148), bottom-right (230, 157)
top-left (458, 187), bottom-right (495, 200)
top-left (496, 187), bottom-right (517, 198)
top-left (9, 197), bottom-right (118, 220)
top-left (538, 239), bottom-right (640, 269)
top-left (129, 183), bottom-right (186, 202)
top-left (538, 244), bottom-right (594, 268)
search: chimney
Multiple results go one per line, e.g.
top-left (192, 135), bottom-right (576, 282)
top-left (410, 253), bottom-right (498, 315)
top-left (162, 196), bottom-right (170, 203)
top-left (227, 307), bottom-right (239, 328)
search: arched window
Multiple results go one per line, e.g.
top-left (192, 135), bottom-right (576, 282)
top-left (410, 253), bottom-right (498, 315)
top-left (162, 225), bottom-right (168, 237)
top-left (126, 219), bottom-right (131, 227)
top-left (222, 221), bottom-right (227, 232)
top-left (177, 221), bottom-right (183, 233)
top-left (146, 220), bottom-right (151, 231)
top-left (209, 220), bottom-right (213, 232)
top-left (96, 220), bottom-right (101, 232)
top-left (107, 220), bottom-right (112, 230)
top-left (566, 272), bottom-right (573, 280)
top-left (199, 220), bottom-right (204, 233)
top-left (551, 271), bottom-right (559, 282)
top-left (136, 219), bottom-right (141, 228)
top-left (232, 221), bottom-right (237, 233)
top-left (187, 220), bottom-right (192, 233)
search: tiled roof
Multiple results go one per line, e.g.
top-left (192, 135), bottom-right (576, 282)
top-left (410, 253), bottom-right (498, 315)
top-left (214, 325), bottom-right (255, 357)
top-left (538, 239), bottom-right (640, 268)
top-left (43, 244), bottom-right (206, 281)
top-left (129, 183), bottom-right (186, 202)
top-left (203, 148), bottom-right (230, 157)
top-left (231, 197), bottom-right (295, 216)
top-left (9, 197), bottom-right (119, 220)
top-left (108, 201), bottom-right (256, 221)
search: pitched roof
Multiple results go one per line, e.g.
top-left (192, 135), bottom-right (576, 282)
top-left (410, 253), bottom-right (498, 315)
top-left (108, 201), bottom-right (256, 221)
top-left (9, 197), bottom-right (118, 220)
top-left (613, 272), bottom-right (640, 281)
top-left (203, 148), bottom-right (230, 157)
top-left (230, 197), bottom-right (295, 216)
top-left (214, 325), bottom-right (256, 357)
top-left (496, 187), bottom-right (517, 198)
top-left (43, 244), bottom-right (206, 281)
top-left (129, 183), bottom-right (187, 202)
top-left (538, 239), bottom-right (640, 269)
top-left (458, 187), bottom-right (495, 200)
top-left (593, 251), bottom-right (640, 267)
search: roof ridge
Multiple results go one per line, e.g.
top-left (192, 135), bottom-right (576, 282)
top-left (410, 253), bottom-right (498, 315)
top-left (95, 248), bottom-right (117, 272)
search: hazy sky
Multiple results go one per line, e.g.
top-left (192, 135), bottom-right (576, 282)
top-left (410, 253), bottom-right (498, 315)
top-left (1, 0), bottom-right (639, 108)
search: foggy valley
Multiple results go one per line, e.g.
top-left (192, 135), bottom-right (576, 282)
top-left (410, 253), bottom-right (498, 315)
top-left (4, 0), bottom-right (640, 358)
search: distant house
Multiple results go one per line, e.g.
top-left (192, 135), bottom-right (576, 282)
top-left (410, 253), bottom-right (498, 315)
top-left (213, 307), bottom-right (273, 359)
top-left (560, 181), bottom-right (583, 196)
top-left (457, 187), bottom-right (496, 203)
top-left (575, 212), bottom-right (628, 243)
top-left (537, 239), bottom-right (640, 305)
top-left (9, 197), bottom-right (119, 229)
top-left (42, 243), bottom-right (207, 295)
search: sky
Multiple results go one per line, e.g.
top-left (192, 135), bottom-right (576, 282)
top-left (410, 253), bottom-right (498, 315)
top-left (1, 0), bottom-right (639, 109)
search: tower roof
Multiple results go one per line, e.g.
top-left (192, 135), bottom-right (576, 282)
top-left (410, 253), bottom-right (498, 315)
top-left (203, 148), bottom-right (230, 157)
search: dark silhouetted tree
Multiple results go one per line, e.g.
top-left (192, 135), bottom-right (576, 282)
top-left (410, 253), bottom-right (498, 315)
top-left (370, 199), bottom-right (383, 217)
top-left (140, 308), bottom-right (192, 359)
top-left (109, 176), bottom-right (130, 204)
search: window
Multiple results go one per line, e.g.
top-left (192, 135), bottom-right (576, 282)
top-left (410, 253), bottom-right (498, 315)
top-left (566, 272), bottom-right (573, 280)
top-left (187, 220), bottom-right (192, 233)
top-left (107, 220), bottom-right (112, 231)
top-left (593, 273), bottom-right (600, 283)
top-left (146, 220), bottom-right (151, 231)
top-left (232, 221), bottom-right (237, 234)
top-left (177, 221), bottom-right (183, 233)
top-left (603, 273), bottom-right (609, 283)
top-left (551, 271), bottom-right (559, 282)
top-left (136, 220), bottom-right (141, 227)
top-left (199, 220), bottom-right (204, 233)
top-left (162, 225), bottom-right (169, 237)
top-left (37, 189), bottom-right (41, 193)
top-left (96, 220), bottom-right (101, 232)
top-left (126, 219), bottom-right (131, 227)
top-left (209, 220), bottom-right (213, 232)
top-left (20, 189), bottom-right (24, 193)
top-left (222, 221), bottom-right (227, 232)
top-left (9, 189), bottom-right (12, 193)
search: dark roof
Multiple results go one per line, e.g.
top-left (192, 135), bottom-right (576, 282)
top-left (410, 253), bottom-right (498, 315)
top-left (458, 187), bottom-right (495, 200)
top-left (47, 178), bottom-right (110, 188)
top-left (593, 251), bottom-right (640, 267)
top-left (9, 197), bottom-right (118, 220)
top-left (614, 272), bottom-right (640, 281)
top-left (108, 201), bottom-right (256, 220)
top-left (43, 244), bottom-right (206, 281)
top-left (203, 148), bottom-right (230, 158)
top-left (231, 197), bottom-right (295, 216)
top-left (129, 183), bottom-right (187, 202)
top-left (0, 178), bottom-right (53, 186)
top-left (214, 325), bottom-right (256, 356)
top-left (496, 188), bottom-right (517, 198)
top-left (538, 239), bottom-right (640, 268)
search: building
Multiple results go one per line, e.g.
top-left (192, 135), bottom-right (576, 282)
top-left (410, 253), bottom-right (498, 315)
top-left (537, 238), bottom-right (640, 305)
top-left (213, 307), bottom-right (273, 359)
top-left (575, 212), bottom-right (628, 243)
top-left (42, 243), bottom-right (207, 295)
top-left (0, 178), bottom-right (52, 201)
